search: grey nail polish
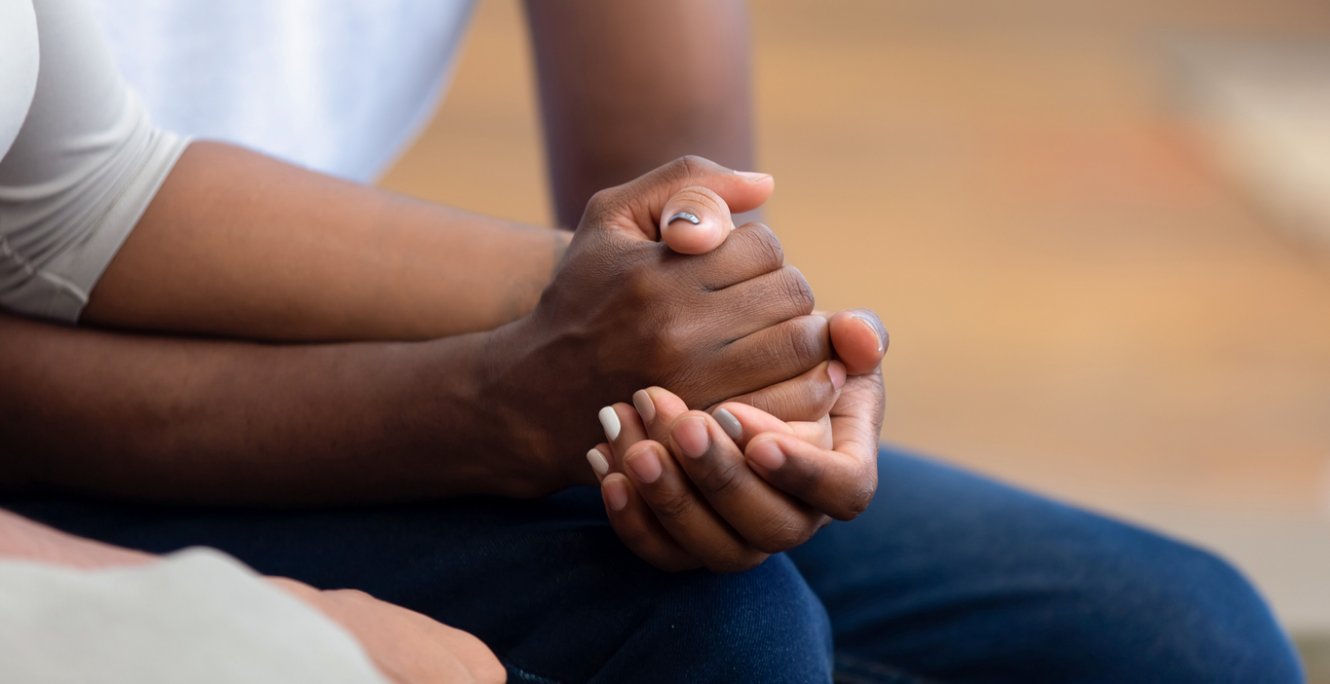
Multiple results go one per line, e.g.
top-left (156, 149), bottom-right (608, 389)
top-left (714, 408), bottom-right (743, 441)
top-left (667, 211), bottom-right (701, 226)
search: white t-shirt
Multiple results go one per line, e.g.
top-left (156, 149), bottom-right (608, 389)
top-left (88, 0), bottom-right (476, 181)
top-left (0, 0), bottom-right (187, 322)
top-left (0, 548), bottom-right (388, 684)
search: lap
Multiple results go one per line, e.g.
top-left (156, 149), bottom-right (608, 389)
top-left (2, 489), bottom-right (831, 683)
top-left (3, 447), bottom-right (1302, 683)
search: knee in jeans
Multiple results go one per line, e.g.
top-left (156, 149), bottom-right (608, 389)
top-left (627, 555), bottom-right (833, 683)
top-left (1078, 528), bottom-right (1303, 683)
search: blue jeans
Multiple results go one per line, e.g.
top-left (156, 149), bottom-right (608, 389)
top-left (3, 448), bottom-right (1303, 683)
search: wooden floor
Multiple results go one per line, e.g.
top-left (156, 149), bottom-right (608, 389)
top-left (380, 0), bottom-right (1330, 647)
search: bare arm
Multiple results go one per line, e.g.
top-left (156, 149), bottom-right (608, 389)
top-left (524, 0), bottom-right (755, 227)
top-left (84, 142), bottom-right (570, 342)
top-left (0, 310), bottom-right (500, 505)
top-left (2, 159), bottom-right (836, 505)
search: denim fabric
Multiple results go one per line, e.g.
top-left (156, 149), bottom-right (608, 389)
top-left (3, 448), bottom-right (1304, 683)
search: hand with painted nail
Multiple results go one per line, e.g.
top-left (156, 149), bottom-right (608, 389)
top-left (586, 373), bottom-right (883, 572)
top-left (481, 156), bottom-right (835, 495)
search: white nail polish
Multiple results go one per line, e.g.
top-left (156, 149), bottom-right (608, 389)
top-left (715, 408), bottom-right (743, 441)
top-left (598, 406), bottom-right (621, 442)
top-left (586, 448), bottom-right (610, 478)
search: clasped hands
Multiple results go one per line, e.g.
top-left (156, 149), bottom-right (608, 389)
top-left (485, 156), bottom-right (887, 572)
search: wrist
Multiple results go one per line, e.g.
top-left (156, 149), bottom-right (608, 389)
top-left (396, 319), bottom-right (566, 498)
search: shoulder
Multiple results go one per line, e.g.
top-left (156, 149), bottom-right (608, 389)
top-left (0, 0), bottom-right (39, 160)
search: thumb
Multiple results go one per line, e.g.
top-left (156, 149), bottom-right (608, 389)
top-left (659, 185), bottom-right (735, 255)
top-left (827, 309), bottom-right (888, 375)
top-left (589, 156), bottom-right (774, 247)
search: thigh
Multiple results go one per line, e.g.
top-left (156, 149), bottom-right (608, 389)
top-left (789, 447), bottom-right (1302, 684)
top-left (4, 489), bottom-right (833, 684)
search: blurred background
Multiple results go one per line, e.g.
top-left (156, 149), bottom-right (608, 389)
top-left (379, 0), bottom-right (1330, 675)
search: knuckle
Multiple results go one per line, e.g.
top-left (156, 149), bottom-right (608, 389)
top-left (651, 487), bottom-right (695, 520)
top-left (698, 458), bottom-right (746, 497)
top-left (833, 478), bottom-right (877, 520)
top-left (778, 266), bottom-right (816, 315)
top-left (653, 321), bottom-right (691, 365)
top-left (658, 155), bottom-right (703, 186)
top-left (623, 265), bottom-right (659, 303)
top-left (782, 318), bottom-right (828, 369)
top-left (676, 154), bottom-right (706, 178)
top-left (742, 223), bottom-right (784, 270)
top-left (585, 188), bottom-right (616, 215)
top-left (753, 517), bottom-right (811, 554)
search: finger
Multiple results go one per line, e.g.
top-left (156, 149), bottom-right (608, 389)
top-left (685, 223), bottom-right (786, 289)
top-left (587, 443), bottom-right (612, 482)
top-left (659, 185), bottom-right (735, 255)
top-left (712, 401), bottom-right (833, 451)
top-left (596, 402), bottom-right (648, 473)
top-left (828, 308), bottom-right (888, 375)
top-left (633, 386), bottom-right (690, 445)
top-left (701, 315), bottom-right (831, 407)
top-left (705, 265), bottom-right (815, 339)
top-left (601, 472), bottom-right (702, 572)
top-left (669, 411), bottom-right (825, 554)
top-left (622, 440), bottom-right (767, 572)
top-left (746, 430), bottom-right (878, 521)
top-left (586, 156), bottom-right (774, 243)
top-left (715, 360), bottom-right (845, 423)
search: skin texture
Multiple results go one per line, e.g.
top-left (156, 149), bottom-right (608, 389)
top-left (84, 142), bottom-right (571, 342)
top-left (0, 157), bottom-right (839, 503)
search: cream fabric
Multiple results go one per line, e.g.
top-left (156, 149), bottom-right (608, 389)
top-left (0, 548), bottom-right (389, 684)
top-left (0, 0), bottom-right (186, 322)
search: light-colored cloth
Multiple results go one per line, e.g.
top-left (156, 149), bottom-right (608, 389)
top-left (89, 0), bottom-right (476, 182)
top-left (0, 0), bottom-right (187, 322)
top-left (0, 0), bottom-right (39, 161)
top-left (0, 548), bottom-right (388, 684)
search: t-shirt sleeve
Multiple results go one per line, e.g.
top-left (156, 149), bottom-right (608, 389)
top-left (0, 548), bottom-right (391, 683)
top-left (0, 0), bottom-right (188, 322)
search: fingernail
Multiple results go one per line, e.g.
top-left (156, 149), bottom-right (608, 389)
top-left (632, 390), bottom-right (656, 424)
top-left (666, 211), bottom-right (701, 226)
top-left (603, 478), bottom-right (629, 511)
top-left (748, 440), bottom-right (786, 470)
top-left (627, 451), bottom-right (662, 484)
top-left (852, 312), bottom-right (886, 354)
top-left (586, 448), bottom-right (609, 479)
top-left (598, 406), bottom-right (621, 442)
top-left (674, 417), bottom-right (710, 459)
top-left (714, 408), bottom-right (743, 441)
top-left (736, 171), bottom-right (772, 182)
top-left (828, 361), bottom-right (847, 391)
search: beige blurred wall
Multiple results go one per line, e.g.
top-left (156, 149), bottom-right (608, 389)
top-left (380, 0), bottom-right (1330, 640)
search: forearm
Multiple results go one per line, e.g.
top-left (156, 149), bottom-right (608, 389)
top-left (524, 0), bottom-right (756, 227)
top-left (0, 311), bottom-right (510, 505)
top-left (83, 142), bottom-right (571, 342)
